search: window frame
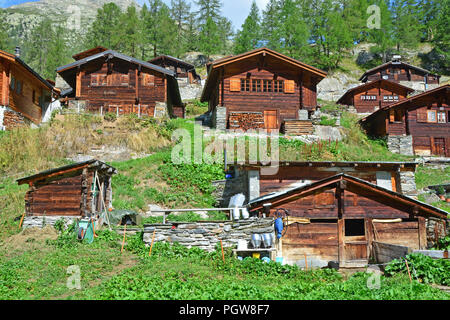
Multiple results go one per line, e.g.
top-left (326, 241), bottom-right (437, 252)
top-left (427, 110), bottom-right (437, 123)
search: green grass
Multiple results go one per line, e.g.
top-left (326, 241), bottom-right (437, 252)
top-left (415, 165), bottom-right (450, 190)
top-left (2, 231), bottom-right (446, 300)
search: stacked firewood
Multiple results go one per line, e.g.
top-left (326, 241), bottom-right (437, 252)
top-left (229, 112), bottom-right (265, 132)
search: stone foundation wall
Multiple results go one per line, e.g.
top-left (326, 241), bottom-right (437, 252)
top-left (399, 171), bottom-right (418, 197)
top-left (22, 216), bottom-right (79, 230)
top-left (213, 106), bottom-right (227, 130)
top-left (426, 217), bottom-right (449, 249)
top-left (387, 135), bottom-right (414, 156)
top-left (143, 218), bottom-right (275, 252)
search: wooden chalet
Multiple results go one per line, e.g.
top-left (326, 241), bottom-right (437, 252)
top-left (200, 48), bottom-right (327, 131)
top-left (360, 85), bottom-right (450, 157)
top-left (0, 49), bottom-right (59, 129)
top-left (229, 161), bottom-right (419, 202)
top-left (337, 79), bottom-right (414, 114)
top-left (359, 58), bottom-right (440, 88)
top-left (17, 160), bottom-right (117, 218)
top-left (248, 173), bottom-right (448, 268)
top-left (148, 55), bottom-right (201, 84)
top-left (56, 48), bottom-right (185, 118)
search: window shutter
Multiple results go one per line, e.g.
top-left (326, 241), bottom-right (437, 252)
top-left (389, 109), bottom-right (395, 122)
top-left (416, 108), bottom-right (427, 123)
top-left (284, 80), bottom-right (295, 93)
top-left (230, 78), bottom-right (241, 92)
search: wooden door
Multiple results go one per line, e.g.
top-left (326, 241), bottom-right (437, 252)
top-left (433, 138), bottom-right (446, 156)
top-left (339, 219), bottom-right (369, 267)
top-left (264, 110), bottom-right (278, 132)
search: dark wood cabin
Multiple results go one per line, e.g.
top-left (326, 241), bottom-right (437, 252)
top-left (17, 160), bottom-right (117, 218)
top-left (57, 48), bottom-right (185, 118)
top-left (248, 174), bottom-right (448, 268)
top-left (200, 48), bottom-right (327, 131)
top-left (360, 59), bottom-right (440, 88)
top-left (0, 49), bottom-right (59, 130)
top-left (148, 55), bottom-right (201, 84)
top-left (229, 161), bottom-right (418, 201)
top-left (337, 79), bottom-right (414, 114)
top-left (360, 85), bottom-right (450, 157)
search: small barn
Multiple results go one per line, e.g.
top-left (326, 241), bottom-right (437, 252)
top-left (0, 48), bottom-right (60, 130)
top-left (217, 161), bottom-right (419, 207)
top-left (359, 57), bottom-right (440, 91)
top-left (200, 47), bottom-right (327, 131)
top-left (148, 55), bottom-right (201, 84)
top-left (17, 160), bottom-right (117, 218)
top-left (360, 84), bottom-right (450, 157)
top-left (247, 174), bottom-right (448, 268)
top-left (337, 79), bottom-right (414, 114)
top-left (56, 48), bottom-right (185, 119)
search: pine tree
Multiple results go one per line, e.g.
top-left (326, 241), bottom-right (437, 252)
top-left (118, 6), bottom-right (142, 57)
top-left (391, 0), bottom-right (422, 50)
top-left (0, 9), bottom-right (11, 51)
top-left (234, 1), bottom-right (261, 54)
top-left (367, 0), bottom-right (395, 63)
top-left (84, 3), bottom-right (123, 50)
top-left (432, 0), bottom-right (449, 73)
top-left (261, 0), bottom-right (282, 50)
top-left (171, 0), bottom-right (191, 57)
top-left (195, 0), bottom-right (231, 56)
top-left (142, 0), bottom-right (177, 58)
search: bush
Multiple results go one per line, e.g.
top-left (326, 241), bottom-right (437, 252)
top-left (104, 112), bottom-right (117, 122)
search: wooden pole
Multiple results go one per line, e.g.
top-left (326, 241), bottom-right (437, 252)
top-left (121, 224), bottom-right (127, 254)
top-left (149, 230), bottom-right (156, 257)
top-left (404, 258), bottom-right (412, 282)
top-left (220, 240), bottom-right (225, 263)
top-left (304, 254), bottom-right (308, 271)
top-left (18, 212), bottom-right (25, 230)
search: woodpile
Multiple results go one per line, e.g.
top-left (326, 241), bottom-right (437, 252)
top-left (282, 120), bottom-right (314, 135)
top-left (229, 112), bottom-right (264, 131)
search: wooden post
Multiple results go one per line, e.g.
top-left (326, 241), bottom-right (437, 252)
top-left (418, 217), bottom-right (427, 250)
top-left (304, 254), bottom-right (308, 271)
top-left (121, 224), bottom-right (127, 254)
top-left (404, 258), bottom-right (412, 282)
top-left (220, 240), bottom-right (225, 263)
top-left (18, 212), bottom-right (25, 230)
top-left (149, 230), bottom-right (156, 257)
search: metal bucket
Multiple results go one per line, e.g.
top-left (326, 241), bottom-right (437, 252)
top-left (251, 234), bottom-right (261, 248)
top-left (262, 233), bottom-right (273, 248)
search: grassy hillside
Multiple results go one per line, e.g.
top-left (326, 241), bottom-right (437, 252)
top-left (0, 112), bottom-right (449, 301)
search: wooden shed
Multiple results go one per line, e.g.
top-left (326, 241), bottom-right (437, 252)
top-left (200, 48), bottom-right (327, 131)
top-left (0, 49), bottom-right (59, 129)
top-left (148, 55), bottom-right (201, 84)
top-left (359, 58), bottom-right (440, 87)
top-left (248, 174), bottom-right (448, 268)
top-left (360, 84), bottom-right (450, 157)
top-left (337, 79), bottom-right (414, 114)
top-left (17, 160), bottom-right (117, 218)
top-left (56, 48), bottom-right (185, 118)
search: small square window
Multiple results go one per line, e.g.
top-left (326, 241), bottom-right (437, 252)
top-left (345, 219), bottom-right (365, 237)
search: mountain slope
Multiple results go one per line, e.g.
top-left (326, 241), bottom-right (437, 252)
top-left (4, 0), bottom-right (139, 39)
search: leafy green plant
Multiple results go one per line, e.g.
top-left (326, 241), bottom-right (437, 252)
top-left (385, 253), bottom-right (450, 286)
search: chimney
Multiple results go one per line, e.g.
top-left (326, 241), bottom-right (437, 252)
top-left (14, 46), bottom-right (21, 58)
top-left (392, 55), bottom-right (401, 64)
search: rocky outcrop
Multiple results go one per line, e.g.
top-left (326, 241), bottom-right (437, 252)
top-left (317, 72), bottom-right (360, 102)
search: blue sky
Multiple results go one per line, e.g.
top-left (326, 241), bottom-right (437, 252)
top-left (0, 0), bottom-right (269, 29)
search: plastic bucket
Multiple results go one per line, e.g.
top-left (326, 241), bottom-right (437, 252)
top-left (252, 253), bottom-right (261, 259)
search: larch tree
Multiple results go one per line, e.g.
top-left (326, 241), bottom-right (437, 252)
top-left (234, 1), bottom-right (261, 54)
top-left (261, 0), bottom-right (282, 51)
top-left (0, 9), bottom-right (11, 51)
top-left (84, 3), bottom-right (123, 50)
top-left (170, 0), bottom-right (192, 57)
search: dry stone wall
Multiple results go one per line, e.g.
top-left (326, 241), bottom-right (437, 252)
top-left (143, 218), bottom-right (275, 252)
